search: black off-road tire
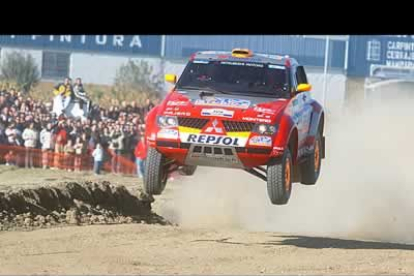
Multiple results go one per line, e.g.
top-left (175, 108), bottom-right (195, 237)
top-left (143, 148), bottom-right (168, 195)
top-left (300, 132), bottom-right (322, 185)
top-left (266, 148), bottom-right (293, 205)
top-left (179, 165), bottom-right (197, 176)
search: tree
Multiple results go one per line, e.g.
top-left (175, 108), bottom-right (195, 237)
top-left (0, 51), bottom-right (40, 93)
top-left (112, 59), bottom-right (164, 104)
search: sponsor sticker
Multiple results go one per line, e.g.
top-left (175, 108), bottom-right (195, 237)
top-left (192, 60), bottom-right (209, 64)
top-left (180, 133), bottom-right (248, 147)
top-left (177, 112), bottom-right (191, 116)
top-left (254, 106), bottom-right (276, 115)
top-left (268, 64), bottom-right (285, 69)
top-left (258, 114), bottom-right (271, 119)
top-left (242, 117), bottom-right (272, 123)
top-left (245, 63), bottom-right (264, 68)
top-left (157, 129), bottom-right (178, 139)
top-left (163, 111), bottom-right (191, 116)
top-left (220, 61), bottom-right (245, 66)
top-left (201, 108), bottom-right (234, 118)
top-left (194, 97), bottom-right (250, 109)
top-left (249, 136), bottom-right (272, 147)
top-left (167, 100), bottom-right (188, 106)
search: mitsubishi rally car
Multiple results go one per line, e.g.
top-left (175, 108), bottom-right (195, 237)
top-left (144, 48), bottom-right (325, 205)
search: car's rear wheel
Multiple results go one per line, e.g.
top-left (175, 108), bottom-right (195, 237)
top-left (179, 165), bottom-right (197, 176)
top-left (143, 148), bottom-right (168, 195)
top-left (300, 132), bottom-right (322, 185)
top-left (266, 148), bottom-right (292, 205)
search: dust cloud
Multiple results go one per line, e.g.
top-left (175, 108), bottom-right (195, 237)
top-left (158, 95), bottom-right (414, 244)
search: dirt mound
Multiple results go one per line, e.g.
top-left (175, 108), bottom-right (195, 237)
top-left (0, 181), bottom-right (170, 231)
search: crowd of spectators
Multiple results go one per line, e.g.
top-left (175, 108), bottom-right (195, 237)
top-left (0, 78), bottom-right (155, 176)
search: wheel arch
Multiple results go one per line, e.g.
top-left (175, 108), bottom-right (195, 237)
top-left (318, 111), bottom-right (325, 135)
top-left (308, 108), bottom-right (325, 138)
top-left (144, 106), bottom-right (160, 147)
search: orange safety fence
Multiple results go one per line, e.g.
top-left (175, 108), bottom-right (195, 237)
top-left (0, 144), bottom-right (138, 176)
top-left (105, 148), bottom-right (138, 175)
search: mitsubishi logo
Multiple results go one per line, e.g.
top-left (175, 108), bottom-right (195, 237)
top-left (203, 119), bottom-right (225, 134)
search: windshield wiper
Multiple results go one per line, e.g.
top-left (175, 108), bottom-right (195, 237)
top-left (176, 86), bottom-right (204, 91)
top-left (178, 85), bottom-right (285, 98)
top-left (228, 90), bottom-right (286, 98)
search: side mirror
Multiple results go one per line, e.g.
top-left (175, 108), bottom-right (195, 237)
top-left (297, 83), bottom-right (312, 92)
top-left (165, 74), bottom-right (177, 84)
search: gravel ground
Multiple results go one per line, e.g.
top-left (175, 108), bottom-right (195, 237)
top-left (2, 166), bottom-right (414, 274)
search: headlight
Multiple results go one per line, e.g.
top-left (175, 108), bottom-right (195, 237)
top-left (166, 117), bottom-right (177, 126)
top-left (253, 124), bottom-right (278, 135)
top-left (157, 115), bottom-right (178, 128)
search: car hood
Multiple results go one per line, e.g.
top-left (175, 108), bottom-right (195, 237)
top-left (161, 90), bottom-right (289, 124)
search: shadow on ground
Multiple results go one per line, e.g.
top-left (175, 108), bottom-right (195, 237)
top-left (192, 235), bottom-right (414, 251)
top-left (273, 235), bottom-right (414, 250)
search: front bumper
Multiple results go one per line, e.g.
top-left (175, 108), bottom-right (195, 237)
top-left (154, 141), bottom-right (274, 169)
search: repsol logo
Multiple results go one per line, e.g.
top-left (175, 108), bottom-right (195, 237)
top-left (187, 134), bottom-right (240, 146)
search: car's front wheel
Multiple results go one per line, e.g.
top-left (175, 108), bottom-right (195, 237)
top-left (266, 148), bottom-right (293, 205)
top-left (143, 148), bottom-right (168, 195)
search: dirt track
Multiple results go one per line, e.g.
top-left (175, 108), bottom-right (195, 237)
top-left (3, 101), bottom-right (414, 274)
top-left (2, 223), bottom-right (414, 275)
top-left (1, 166), bottom-right (414, 275)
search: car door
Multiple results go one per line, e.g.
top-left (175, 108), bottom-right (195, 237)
top-left (291, 66), bottom-right (312, 158)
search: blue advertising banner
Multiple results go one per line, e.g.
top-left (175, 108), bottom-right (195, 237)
top-left (0, 35), bottom-right (162, 57)
top-left (347, 35), bottom-right (414, 77)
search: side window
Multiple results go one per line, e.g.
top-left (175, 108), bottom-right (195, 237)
top-left (296, 66), bottom-right (308, 84)
top-left (290, 66), bottom-right (298, 92)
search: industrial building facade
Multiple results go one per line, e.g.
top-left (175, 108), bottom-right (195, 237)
top-left (0, 35), bottom-right (163, 85)
top-left (0, 35), bottom-right (349, 86)
top-left (1, 34), bottom-right (414, 110)
top-left (1, 35), bottom-right (413, 85)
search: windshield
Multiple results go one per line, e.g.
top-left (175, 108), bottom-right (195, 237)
top-left (176, 60), bottom-right (290, 98)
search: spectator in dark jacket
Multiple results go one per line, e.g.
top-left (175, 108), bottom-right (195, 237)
top-left (73, 78), bottom-right (91, 111)
top-left (0, 121), bottom-right (6, 144)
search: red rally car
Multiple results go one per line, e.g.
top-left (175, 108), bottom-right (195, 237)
top-left (144, 48), bottom-right (325, 205)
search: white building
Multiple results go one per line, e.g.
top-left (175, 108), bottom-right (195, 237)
top-left (0, 35), bottom-right (169, 86)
